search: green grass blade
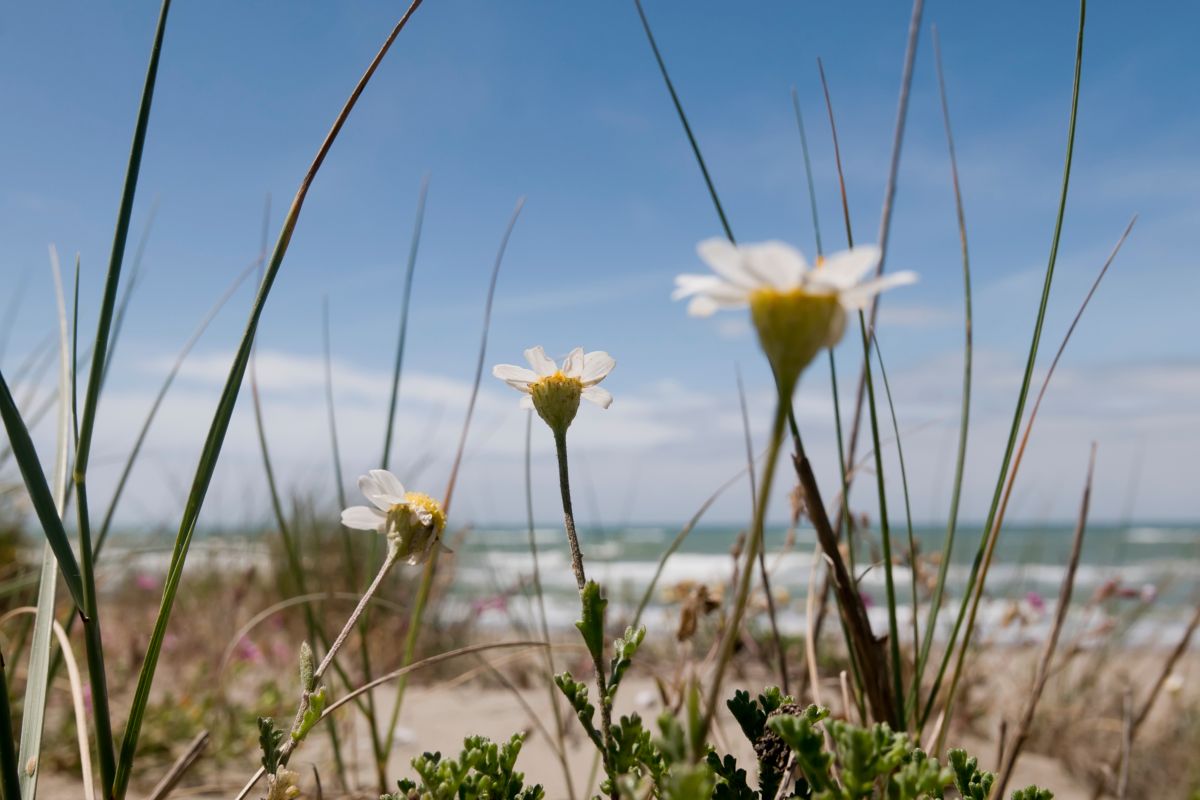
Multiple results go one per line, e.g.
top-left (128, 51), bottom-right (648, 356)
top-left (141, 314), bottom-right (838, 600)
top-left (93, 258), bottom-right (258, 560)
top-left (910, 25), bottom-right (974, 730)
top-left (920, 0), bottom-right (1087, 732)
top-left (790, 88), bottom-right (823, 257)
top-left (0, 371), bottom-right (85, 611)
top-left (934, 215), bottom-right (1131, 748)
top-left (631, 0), bottom-right (735, 242)
top-left (870, 331), bottom-right (920, 722)
top-left (18, 247), bottom-right (74, 800)
top-left (383, 196), bottom-right (523, 756)
top-left (0, 269), bottom-right (32, 368)
top-left (855, 313), bottom-right (904, 725)
top-left (736, 365), bottom-right (790, 694)
top-left (381, 174), bottom-right (430, 471)
top-left (248, 351), bottom-right (354, 787)
top-left (111, 3), bottom-right (426, 795)
top-left (101, 199), bottom-right (159, 388)
top-left (72, 3), bottom-right (173, 790)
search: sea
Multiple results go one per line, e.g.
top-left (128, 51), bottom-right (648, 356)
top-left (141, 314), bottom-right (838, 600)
top-left (445, 521), bottom-right (1200, 647)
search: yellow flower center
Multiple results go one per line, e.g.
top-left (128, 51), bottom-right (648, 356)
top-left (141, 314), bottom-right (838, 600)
top-left (385, 492), bottom-right (447, 565)
top-left (528, 371), bottom-right (583, 435)
top-left (398, 492), bottom-right (446, 533)
top-left (748, 286), bottom-right (845, 392)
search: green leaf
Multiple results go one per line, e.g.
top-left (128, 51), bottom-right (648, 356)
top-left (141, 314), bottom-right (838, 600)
top-left (707, 752), bottom-right (755, 800)
top-left (1011, 788), bottom-right (1053, 800)
top-left (292, 686), bottom-right (327, 743)
top-left (949, 749), bottom-right (994, 800)
top-left (575, 580), bottom-right (607, 663)
top-left (257, 717), bottom-right (285, 775)
top-left (607, 625), bottom-right (645, 700)
top-left (554, 672), bottom-right (603, 751)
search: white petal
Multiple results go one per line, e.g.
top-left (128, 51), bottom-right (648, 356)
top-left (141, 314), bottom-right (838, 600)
top-left (492, 364), bottom-right (538, 391)
top-left (523, 346), bottom-right (557, 376)
top-left (838, 271), bottom-right (919, 310)
top-left (808, 245), bottom-right (881, 291)
top-left (697, 238), bottom-right (759, 289)
top-left (743, 241), bottom-right (807, 289)
top-left (673, 273), bottom-right (748, 303)
top-left (687, 295), bottom-right (720, 317)
top-left (341, 505), bottom-right (386, 531)
top-left (562, 347), bottom-right (584, 378)
top-left (673, 273), bottom-right (718, 298)
top-left (360, 469), bottom-right (406, 510)
top-left (580, 351), bottom-right (615, 386)
top-left (519, 394), bottom-right (535, 410)
top-left (581, 385), bottom-right (613, 409)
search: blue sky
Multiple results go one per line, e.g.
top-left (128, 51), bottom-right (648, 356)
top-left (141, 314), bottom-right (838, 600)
top-left (1, 1), bottom-right (1197, 528)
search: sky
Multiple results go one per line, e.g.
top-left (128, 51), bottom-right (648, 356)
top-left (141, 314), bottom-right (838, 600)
top-left (1, 1), bottom-right (1198, 531)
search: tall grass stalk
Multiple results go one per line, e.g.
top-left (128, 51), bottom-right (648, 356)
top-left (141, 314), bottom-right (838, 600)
top-left (17, 247), bottom-right (73, 800)
top-left (629, 466), bottom-right (747, 630)
top-left (835, 0), bottom-right (923, 502)
top-left (381, 174), bottom-right (430, 471)
top-left (870, 332), bottom-right (919, 687)
top-left (909, 26), bottom-right (974, 729)
top-left (919, 0), bottom-right (1087, 734)
top-left (852, 319), bottom-right (904, 724)
top-left (322, 296), bottom-right (386, 791)
top-left (792, 85), bottom-right (857, 589)
top-left (736, 365), bottom-right (789, 694)
top-left (248, 351), bottom-right (353, 785)
top-left (933, 214), bottom-right (1131, 748)
top-left (992, 444), bottom-right (1095, 796)
top-left (0, 268), bottom-right (32, 368)
top-left (631, 0), bottom-right (733, 241)
top-left (100, 199), bottom-right (159, 389)
top-left (112, 3), bottom-right (426, 794)
top-left (70, 3), bottom-right (173, 788)
top-left (93, 256), bottom-right (259, 560)
top-left (702, 395), bottom-right (789, 737)
top-left (383, 197), bottom-right (523, 758)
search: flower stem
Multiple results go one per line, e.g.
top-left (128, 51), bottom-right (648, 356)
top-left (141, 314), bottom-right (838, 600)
top-left (702, 393), bottom-right (789, 739)
top-left (553, 430), bottom-right (588, 593)
top-left (553, 429), bottom-right (616, 797)
top-left (277, 546), bottom-right (399, 769)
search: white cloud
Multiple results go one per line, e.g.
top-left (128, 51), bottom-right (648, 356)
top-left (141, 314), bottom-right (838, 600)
top-left (9, 345), bottom-right (1199, 530)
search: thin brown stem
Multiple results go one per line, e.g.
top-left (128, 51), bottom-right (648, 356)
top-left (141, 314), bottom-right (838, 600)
top-left (992, 444), bottom-right (1096, 797)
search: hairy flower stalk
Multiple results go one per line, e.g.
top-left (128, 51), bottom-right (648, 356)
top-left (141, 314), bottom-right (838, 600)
top-left (493, 346), bottom-right (617, 794)
top-left (268, 470), bottom-right (445, 772)
top-left (675, 238), bottom-right (916, 738)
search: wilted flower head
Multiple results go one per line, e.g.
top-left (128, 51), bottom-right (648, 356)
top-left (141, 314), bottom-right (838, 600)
top-left (340, 469), bottom-right (447, 565)
top-left (674, 239), bottom-right (916, 390)
top-left (492, 346), bottom-right (615, 435)
top-left (266, 768), bottom-right (301, 800)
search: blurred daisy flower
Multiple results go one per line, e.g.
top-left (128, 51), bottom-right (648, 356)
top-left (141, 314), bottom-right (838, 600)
top-left (340, 469), bottom-right (447, 565)
top-left (674, 239), bottom-right (916, 389)
top-left (492, 346), bottom-right (615, 435)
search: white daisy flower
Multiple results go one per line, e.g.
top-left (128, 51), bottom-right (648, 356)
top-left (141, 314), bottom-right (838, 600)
top-left (340, 469), bottom-right (447, 565)
top-left (492, 346), bottom-right (615, 434)
top-left (673, 239), bottom-right (917, 387)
